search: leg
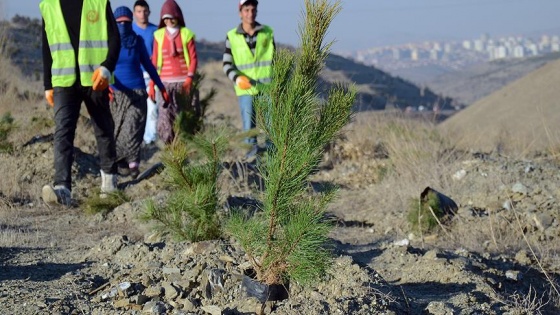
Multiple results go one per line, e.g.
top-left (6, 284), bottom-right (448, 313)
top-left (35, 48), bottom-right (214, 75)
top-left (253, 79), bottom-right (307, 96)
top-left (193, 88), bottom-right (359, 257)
top-left (82, 87), bottom-right (116, 175)
top-left (143, 73), bottom-right (158, 144)
top-left (157, 82), bottom-right (179, 144)
top-left (123, 89), bottom-right (147, 165)
top-left (109, 89), bottom-right (128, 163)
top-left (238, 95), bottom-right (256, 145)
top-left (52, 86), bottom-right (82, 190)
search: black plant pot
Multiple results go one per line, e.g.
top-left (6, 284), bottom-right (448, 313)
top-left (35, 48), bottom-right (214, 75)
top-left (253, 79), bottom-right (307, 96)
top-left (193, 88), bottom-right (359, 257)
top-left (241, 272), bottom-right (289, 303)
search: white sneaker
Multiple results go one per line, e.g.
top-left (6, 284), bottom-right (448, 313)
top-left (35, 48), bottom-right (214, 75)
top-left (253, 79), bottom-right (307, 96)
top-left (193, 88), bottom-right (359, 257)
top-left (100, 170), bottom-right (117, 198)
top-left (42, 185), bottom-right (72, 206)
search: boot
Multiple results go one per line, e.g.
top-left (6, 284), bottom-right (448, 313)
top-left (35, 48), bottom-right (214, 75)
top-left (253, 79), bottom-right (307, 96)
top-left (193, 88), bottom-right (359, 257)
top-left (100, 170), bottom-right (117, 198)
top-left (42, 184), bottom-right (72, 206)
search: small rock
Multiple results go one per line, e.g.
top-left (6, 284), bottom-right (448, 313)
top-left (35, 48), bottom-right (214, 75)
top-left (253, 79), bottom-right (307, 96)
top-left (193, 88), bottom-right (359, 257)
top-left (423, 249), bottom-right (439, 260)
top-left (178, 298), bottom-right (196, 312)
top-left (183, 241), bottom-right (217, 256)
top-left (162, 267), bottom-right (181, 275)
top-left (393, 239), bottom-right (409, 247)
top-left (143, 301), bottom-right (167, 314)
top-left (532, 213), bottom-right (553, 231)
top-left (512, 182), bottom-right (528, 195)
top-left (452, 169), bottom-right (467, 181)
top-left (144, 285), bottom-right (163, 298)
top-left (505, 270), bottom-right (522, 281)
top-left (238, 261), bottom-right (253, 271)
top-left (219, 255), bottom-right (235, 263)
top-left (131, 294), bottom-right (150, 305)
top-left (162, 282), bottom-right (179, 300)
top-left (425, 301), bottom-right (454, 315)
top-left (201, 305), bottom-right (222, 315)
top-left (113, 298), bottom-right (130, 308)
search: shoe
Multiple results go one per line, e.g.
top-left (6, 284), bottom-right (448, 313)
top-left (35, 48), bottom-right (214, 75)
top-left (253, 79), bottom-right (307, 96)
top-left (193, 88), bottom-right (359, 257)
top-left (100, 170), bottom-right (118, 198)
top-left (42, 185), bottom-right (72, 206)
top-left (130, 167), bottom-right (140, 180)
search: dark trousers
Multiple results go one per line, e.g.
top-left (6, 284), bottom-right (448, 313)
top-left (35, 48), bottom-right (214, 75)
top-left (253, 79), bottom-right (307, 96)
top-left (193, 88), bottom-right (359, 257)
top-left (53, 85), bottom-right (116, 190)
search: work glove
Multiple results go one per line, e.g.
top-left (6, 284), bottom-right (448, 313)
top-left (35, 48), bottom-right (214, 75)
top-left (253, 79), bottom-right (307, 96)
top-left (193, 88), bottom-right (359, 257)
top-left (161, 89), bottom-right (170, 108)
top-left (108, 87), bottom-right (114, 103)
top-left (235, 75), bottom-right (252, 90)
top-left (183, 76), bottom-right (193, 94)
top-left (45, 89), bottom-right (54, 107)
top-left (91, 66), bottom-right (111, 91)
top-left (148, 80), bottom-right (156, 102)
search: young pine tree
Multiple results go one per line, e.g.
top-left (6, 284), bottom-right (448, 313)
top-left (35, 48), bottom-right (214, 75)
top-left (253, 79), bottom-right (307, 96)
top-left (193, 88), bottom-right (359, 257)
top-left (227, 0), bottom-right (356, 286)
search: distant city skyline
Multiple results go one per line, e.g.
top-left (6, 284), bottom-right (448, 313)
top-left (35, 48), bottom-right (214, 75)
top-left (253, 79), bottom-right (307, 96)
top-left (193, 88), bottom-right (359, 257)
top-left (2, 0), bottom-right (560, 52)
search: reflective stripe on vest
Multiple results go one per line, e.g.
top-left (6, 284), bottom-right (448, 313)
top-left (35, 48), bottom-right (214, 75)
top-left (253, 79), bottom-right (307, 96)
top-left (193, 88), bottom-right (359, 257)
top-left (227, 26), bottom-right (274, 96)
top-left (40, 0), bottom-right (109, 87)
top-left (154, 27), bottom-right (195, 73)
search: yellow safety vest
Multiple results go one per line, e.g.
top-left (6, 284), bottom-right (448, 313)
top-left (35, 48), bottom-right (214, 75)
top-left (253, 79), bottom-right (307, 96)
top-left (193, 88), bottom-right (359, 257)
top-left (40, 0), bottom-right (109, 87)
top-left (154, 27), bottom-right (195, 73)
top-left (227, 25), bottom-right (274, 96)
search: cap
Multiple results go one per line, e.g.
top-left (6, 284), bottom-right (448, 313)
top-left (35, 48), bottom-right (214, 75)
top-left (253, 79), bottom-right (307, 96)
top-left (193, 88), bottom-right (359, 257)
top-left (114, 6), bottom-right (133, 22)
top-left (239, 0), bottom-right (258, 10)
top-left (162, 14), bottom-right (174, 20)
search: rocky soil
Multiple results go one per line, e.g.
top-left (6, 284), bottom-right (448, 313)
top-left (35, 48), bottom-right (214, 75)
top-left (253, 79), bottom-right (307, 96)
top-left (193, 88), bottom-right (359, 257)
top-left (1, 118), bottom-right (560, 315)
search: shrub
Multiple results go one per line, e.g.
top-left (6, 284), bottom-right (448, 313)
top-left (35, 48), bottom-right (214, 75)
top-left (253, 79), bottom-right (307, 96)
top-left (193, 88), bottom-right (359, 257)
top-left (143, 127), bottom-right (228, 241)
top-left (407, 191), bottom-right (445, 234)
top-left (84, 190), bottom-right (130, 215)
top-left (0, 112), bottom-right (15, 153)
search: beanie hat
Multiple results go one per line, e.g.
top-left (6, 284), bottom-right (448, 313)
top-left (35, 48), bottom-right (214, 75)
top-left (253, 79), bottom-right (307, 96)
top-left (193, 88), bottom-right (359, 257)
top-left (239, 0), bottom-right (259, 10)
top-left (114, 6), bottom-right (133, 22)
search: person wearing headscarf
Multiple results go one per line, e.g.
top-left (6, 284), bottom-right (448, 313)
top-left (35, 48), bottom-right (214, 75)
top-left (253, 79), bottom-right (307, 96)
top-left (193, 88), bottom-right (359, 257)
top-left (149, 0), bottom-right (199, 144)
top-left (111, 6), bottom-right (169, 179)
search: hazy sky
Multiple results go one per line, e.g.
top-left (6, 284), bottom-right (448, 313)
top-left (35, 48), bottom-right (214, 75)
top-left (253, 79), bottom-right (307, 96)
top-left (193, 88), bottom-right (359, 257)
top-left (3, 0), bottom-right (560, 52)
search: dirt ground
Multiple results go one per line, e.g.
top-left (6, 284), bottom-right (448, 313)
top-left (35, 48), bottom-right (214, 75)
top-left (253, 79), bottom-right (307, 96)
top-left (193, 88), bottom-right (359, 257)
top-left (1, 108), bottom-right (560, 315)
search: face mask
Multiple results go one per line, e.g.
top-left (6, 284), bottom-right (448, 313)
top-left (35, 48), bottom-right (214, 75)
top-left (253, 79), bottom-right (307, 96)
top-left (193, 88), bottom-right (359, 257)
top-left (117, 22), bottom-right (137, 48)
top-left (166, 26), bottom-right (179, 34)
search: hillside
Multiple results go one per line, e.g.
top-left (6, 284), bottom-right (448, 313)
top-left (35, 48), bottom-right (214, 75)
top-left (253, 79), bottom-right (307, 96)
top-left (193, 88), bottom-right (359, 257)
top-left (3, 17), bottom-right (454, 113)
top-left (428, 53), bottom-right (560, 106)
top-left (391, 52), bottom-right (560, 106)
top-left (439, 57), bottom-right (560, 152)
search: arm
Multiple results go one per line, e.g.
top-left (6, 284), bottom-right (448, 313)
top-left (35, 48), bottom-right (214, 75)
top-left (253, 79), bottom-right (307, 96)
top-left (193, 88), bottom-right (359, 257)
top-left (186, 39), bottom-right (197, 77)
top-left (139, 38), bottom-right (164, 91)
top-left (222, 37), bottom-right (238, 83)
top-left (100, 2), bottom-right (120, 72)
top-left (42, 18), bottom-right (53, 90)
top-left (151, 36), bottom-right (159, 68)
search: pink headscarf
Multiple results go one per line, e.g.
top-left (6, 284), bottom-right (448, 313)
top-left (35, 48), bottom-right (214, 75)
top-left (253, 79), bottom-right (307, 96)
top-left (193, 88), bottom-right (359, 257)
top-left (158, 0), bottom-right (186, 28)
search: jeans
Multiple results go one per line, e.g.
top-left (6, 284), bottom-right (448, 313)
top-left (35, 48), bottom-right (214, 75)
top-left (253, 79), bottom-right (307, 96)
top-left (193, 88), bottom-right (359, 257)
top-left (238, 95), bottom-right (256, 144)
top-left (143, 73), bottom-right (158, 143)
top-left (53, 85), bottom-right (116, 190)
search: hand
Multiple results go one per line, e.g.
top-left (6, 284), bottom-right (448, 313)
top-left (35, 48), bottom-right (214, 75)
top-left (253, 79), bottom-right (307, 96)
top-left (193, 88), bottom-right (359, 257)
top-left (235, 75), bottom-right (252, 90)
top-left (45, 89), bottom-right (54, 107)
top-left (108, 87), bottom-right (114, 103)
top-left (147, 80), bottom-right (156, 102)
top-left (91, 66), bottom-right (111, 91)
top-left (182, 76), bottom-right (193, 94)
top-left (161, 89), bottom-right (170, 108)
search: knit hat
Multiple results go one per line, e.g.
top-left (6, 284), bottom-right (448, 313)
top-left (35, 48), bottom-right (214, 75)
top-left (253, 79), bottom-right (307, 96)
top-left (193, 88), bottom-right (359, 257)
top-left (239, 0), bottom-right (258, 10)
top-left (114, 6), bottom-right (133, 22)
